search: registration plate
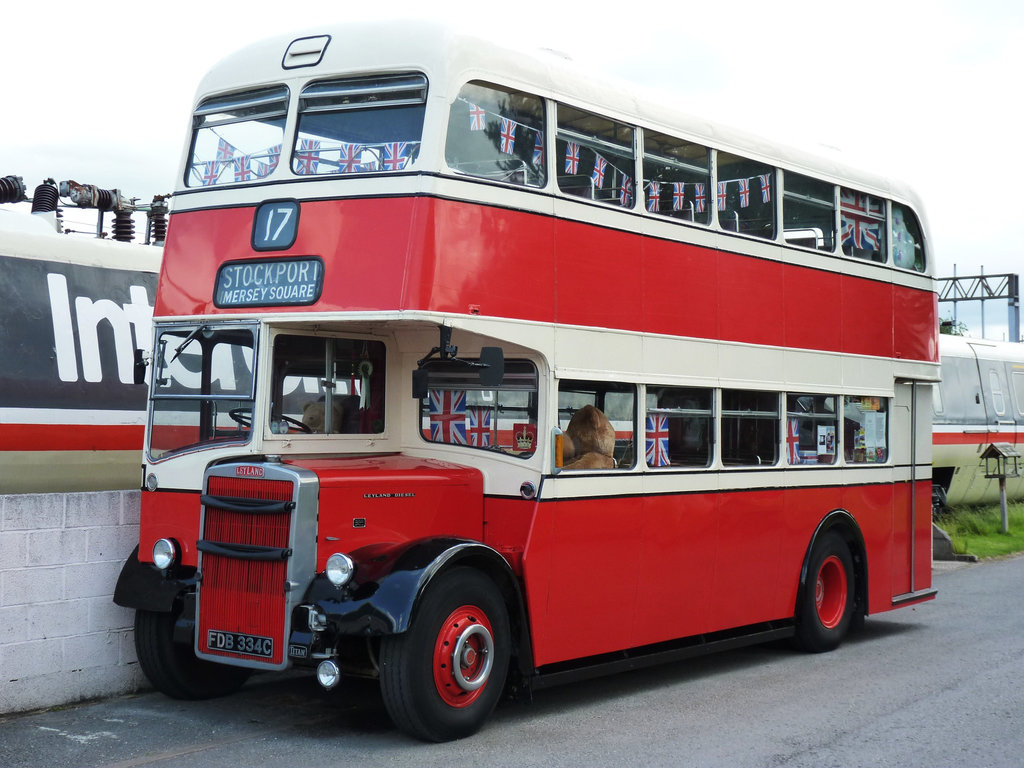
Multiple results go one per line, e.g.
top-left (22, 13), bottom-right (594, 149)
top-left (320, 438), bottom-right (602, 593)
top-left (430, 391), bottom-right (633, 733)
top-left (206, 629), bottom-right (274, 658)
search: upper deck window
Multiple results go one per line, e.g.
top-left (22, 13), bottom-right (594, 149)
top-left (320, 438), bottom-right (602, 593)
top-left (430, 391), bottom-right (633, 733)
top-left (187, 86), bottom-right (289, 188)
top-left (891, 202), bottom-right (926, 272)
top-left (557, 104), bottom-right (635, 208)
top-left (716, 152), bottom-right (775, 240)
top-left (445, 81), bottom-right (546, 187)
top-left (292, 73), bottom-right (427, 176)
top-left (642, 130), bottom-right (711, 225)
top-left (841, 187), bottom-right (886, 262)
top-left (783, 172), bottom-right (836, 251)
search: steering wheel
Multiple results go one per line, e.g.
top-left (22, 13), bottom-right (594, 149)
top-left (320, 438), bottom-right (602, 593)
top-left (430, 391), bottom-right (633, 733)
top-left (228, 408), bottom-right (312, 434)
top-left (229, 407), bottom-right (252, 427)
top-left (278, 415), bottom-right (313, 434)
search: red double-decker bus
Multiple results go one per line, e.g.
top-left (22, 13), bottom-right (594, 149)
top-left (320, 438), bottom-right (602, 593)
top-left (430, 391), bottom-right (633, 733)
top-left (115, 21), bottom-right (938, 741)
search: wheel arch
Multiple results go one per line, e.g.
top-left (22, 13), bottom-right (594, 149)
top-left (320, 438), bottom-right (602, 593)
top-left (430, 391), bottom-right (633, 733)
top-left (310, 537), bottom-right (534, 677)
top-left (798, 509), bottom-right (868, 621)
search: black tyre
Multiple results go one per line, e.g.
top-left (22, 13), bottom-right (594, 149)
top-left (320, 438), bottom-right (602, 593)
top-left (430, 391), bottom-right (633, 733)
top-left (134, 608), bottom-right (251, 699)
top-left (794, 531), bottom-right (855, 653)
top-left (379, 567), bottom-right (510, 742)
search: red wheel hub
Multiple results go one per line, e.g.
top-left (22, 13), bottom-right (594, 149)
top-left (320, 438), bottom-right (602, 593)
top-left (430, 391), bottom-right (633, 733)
top-left (432, 605), bottom-right (494, 708)
top-left (815, 554), bottom-right (848, 629)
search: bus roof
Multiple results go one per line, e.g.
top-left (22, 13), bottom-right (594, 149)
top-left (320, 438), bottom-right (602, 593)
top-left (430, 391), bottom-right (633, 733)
top-left (192, 19), bottom-right (927, 215)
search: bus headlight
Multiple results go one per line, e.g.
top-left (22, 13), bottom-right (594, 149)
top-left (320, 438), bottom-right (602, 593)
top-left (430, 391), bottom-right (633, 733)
top-left (325, 553), bottom-right (355, 587)
top-left (152, 538), bottom-right (177, 570)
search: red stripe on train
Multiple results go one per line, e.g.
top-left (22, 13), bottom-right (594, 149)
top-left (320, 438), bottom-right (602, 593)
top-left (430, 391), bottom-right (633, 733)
top-left (933, 430), bottom-right (1024, 446)
top-left (0, 424), bottom-right (144, 451)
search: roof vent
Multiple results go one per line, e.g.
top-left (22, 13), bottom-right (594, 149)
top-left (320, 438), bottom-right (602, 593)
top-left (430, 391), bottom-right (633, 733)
top-left (283, 35), bottom-right (331, 70)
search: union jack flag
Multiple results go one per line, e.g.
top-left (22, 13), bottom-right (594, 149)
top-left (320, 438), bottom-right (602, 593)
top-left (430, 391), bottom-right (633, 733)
top-left (429, 389), bottom-right (467, 444)
top-left (466, 406), bottom-right (493, 447)
top-left (266, 144), bottom-right (281, 171)
top-left (215, 137), bottom-right (236, 165)
top-left (717, 181), bottom-right (728, 209)
top-left (499, 118), bottom-right (517, 154)
top-left (255, 144), bottom-right (281, 178)
top-left (841, 190), bottom-right (883, 251)
top-left (738, 178), bottom-right (750, 208)
top-left (645, 414), bottom-right (670, 467)
top-left (672, 182), bottom-right (686, 211)
top-left (199, 161), bottom-right (220, 186)
top-left (469, 103), bottom-right (487, 131)
top-left (295, 139), bottom-right (321, 174)
top-left (694, 183), bottom-right (706, 213)
top-left (758, 173), bottom-right (771, 203)
top-left (564, 141), bottom-right (580, 174)
top-left (383, 142), bottom-right (410, 171)
top-left (233, 155), bottom-right (253, 182)
top-left (620, 175), bottom-right (633, 207)
top-left (646, 181), bottom-right (660, 212)
top-left (533, 132), bottom-right (545, 166)
top-left (339, 143), bottom-right (363, 173)
top-left (591, 153), bottom-right (607, 188)
top-left (787, 418), bottom-right (802, 464)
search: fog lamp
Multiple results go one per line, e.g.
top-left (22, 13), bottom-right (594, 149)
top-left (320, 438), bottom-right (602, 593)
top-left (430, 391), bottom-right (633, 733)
top-left (325, 553), bottom-right (355, 587)
top-left (316, 659), bottom-right (342, 690)
top-left (152, 538), bottom-right (177, 570)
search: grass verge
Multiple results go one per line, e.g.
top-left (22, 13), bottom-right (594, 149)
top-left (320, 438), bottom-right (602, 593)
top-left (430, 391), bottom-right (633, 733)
top-left (935, 501), bottom-right (1024, 559)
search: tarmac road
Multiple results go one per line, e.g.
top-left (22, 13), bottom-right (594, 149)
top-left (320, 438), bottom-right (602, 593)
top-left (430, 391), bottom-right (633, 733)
top-left (2, 556), bottom-right (1022, 768)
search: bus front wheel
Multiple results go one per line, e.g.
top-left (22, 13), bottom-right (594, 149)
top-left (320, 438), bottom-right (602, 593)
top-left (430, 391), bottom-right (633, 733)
top-left (134, 608), bottom-right (251, 699)
top-left (379, 567), bottom-right (510, 742)
top-left (794, 532), bottom-right (855, 653)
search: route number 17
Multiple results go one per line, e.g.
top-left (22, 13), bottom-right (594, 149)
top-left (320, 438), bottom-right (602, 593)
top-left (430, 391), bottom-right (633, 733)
top-left (252, 201), bottom-right (299, 250)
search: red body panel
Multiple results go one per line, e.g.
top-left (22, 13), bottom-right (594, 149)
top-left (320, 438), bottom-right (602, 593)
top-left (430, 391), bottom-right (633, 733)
top-left (519, 480), bottom-right (931, 668)
top-left (158, 197), bottom-right (937, 363)
top-left (283, 455), bottom-right (484, 570)
top-left (140, 490), bottom-right (203, 567)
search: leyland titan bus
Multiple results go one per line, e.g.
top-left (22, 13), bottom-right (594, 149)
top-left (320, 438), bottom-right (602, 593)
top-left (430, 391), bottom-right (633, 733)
top-left (114, 21), bottom-right (939, 742)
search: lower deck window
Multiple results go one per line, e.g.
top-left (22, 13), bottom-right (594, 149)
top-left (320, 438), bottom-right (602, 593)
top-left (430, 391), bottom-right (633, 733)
top-left (558, 380), bottom-right (635, 469)
top-left (786, 394), bottom-right (838, 465)
top-left (722, 390), bottom-right (779, 466)
top-left (645, 386), bottom-right (713, 468)
top-left (844, 396), bottom-right (888, 463)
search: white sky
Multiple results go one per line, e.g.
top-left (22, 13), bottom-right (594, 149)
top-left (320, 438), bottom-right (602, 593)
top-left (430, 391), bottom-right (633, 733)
top-left (3, 0), bottom-right (1022, 336)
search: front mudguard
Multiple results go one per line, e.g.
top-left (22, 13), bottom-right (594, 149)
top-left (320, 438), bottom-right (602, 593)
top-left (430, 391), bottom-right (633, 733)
top-left (113, 546), bottom-right (197, 612)
top-left (296, 537), bottom-right (533, 672)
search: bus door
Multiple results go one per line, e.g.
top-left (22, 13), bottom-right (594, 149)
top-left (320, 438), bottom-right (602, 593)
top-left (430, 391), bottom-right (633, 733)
top-left (893, 380), bottom-right (931, 599)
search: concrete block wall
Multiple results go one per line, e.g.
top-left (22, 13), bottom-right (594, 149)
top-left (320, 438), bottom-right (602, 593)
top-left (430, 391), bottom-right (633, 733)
top-left (0, 491), bottom-right (146, 715)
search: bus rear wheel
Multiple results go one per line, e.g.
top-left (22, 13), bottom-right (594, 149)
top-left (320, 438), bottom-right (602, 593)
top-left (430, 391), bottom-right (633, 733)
top-left (379, 567), bottom-right (510, 742)
top-left (134, 608), bottom-right (251, 699)
top-left (794, 532), bottom-right (855, 653)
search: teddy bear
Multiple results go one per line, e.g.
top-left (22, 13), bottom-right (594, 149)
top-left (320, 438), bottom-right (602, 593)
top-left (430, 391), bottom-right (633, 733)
top-left (562, 404), bottom-right (616, 469)
top-left (301, 400), bottom-right (343, 433)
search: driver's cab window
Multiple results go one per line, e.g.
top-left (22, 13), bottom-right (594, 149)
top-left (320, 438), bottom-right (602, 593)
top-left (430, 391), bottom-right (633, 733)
top-left (558, 380), bottom-right (635, 469)
top-left (270, 335), bottom-right (386, 435)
